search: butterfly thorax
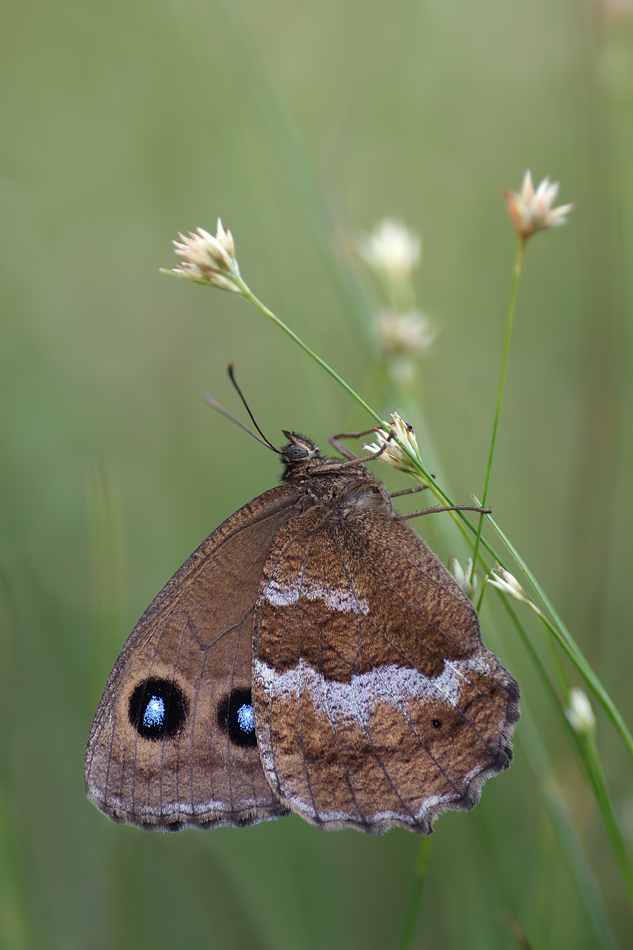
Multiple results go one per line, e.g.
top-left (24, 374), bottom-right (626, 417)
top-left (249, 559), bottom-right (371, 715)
top-left (280, 432), bottom-right (386, 516)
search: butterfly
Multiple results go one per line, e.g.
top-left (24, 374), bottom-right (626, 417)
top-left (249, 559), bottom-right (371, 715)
top-left (85, 424), bottom-right (519, 834)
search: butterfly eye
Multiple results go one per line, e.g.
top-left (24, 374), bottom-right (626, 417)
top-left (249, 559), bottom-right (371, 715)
top-left (285, 445), bottom-right (310, 461)
top-left (128, 678), bottom-right (188, 740)
top-left (217, 688), bottom-right (257, 748)
top-left (432, 718), bottom-right (442, 729)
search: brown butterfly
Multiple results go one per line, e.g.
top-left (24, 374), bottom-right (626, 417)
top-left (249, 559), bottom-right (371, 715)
top-left (85, 413), bottom-right (519, 834)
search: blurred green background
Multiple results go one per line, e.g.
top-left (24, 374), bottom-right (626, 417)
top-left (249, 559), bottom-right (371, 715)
top-left (2, 0), bottom-right (633, 947)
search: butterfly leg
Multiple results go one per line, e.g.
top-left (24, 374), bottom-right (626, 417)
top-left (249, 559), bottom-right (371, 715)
top-left (399, 504), bottom-right (491, 521)
top-left (328, 428), bottom-right (384, 461)
top-left (390, 485), bottom-right (431, 498)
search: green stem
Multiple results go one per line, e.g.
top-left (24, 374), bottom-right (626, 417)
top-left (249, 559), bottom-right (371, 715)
top-left (236, 278), bottom-right (384, 427)
top-left (471, 237), bottom-right (525, 583)
top-left (237, 278), bottom-right (449, 494)
top-left (398, 838), bottom-right (432, 950)
top-left (238, 276), bottom-right (500, 527)
top-left (543, 614), bottom-right (570, 700)
top-left (234, 276), bottom-right (500, 544)
top-left (579, 732), bottom-right (633, 910)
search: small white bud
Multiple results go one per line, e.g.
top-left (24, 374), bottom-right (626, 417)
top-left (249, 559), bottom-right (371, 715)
top-left (565, 689), bottom-right (596, 736)
top-left (449, 556), bottom-right (477, 600)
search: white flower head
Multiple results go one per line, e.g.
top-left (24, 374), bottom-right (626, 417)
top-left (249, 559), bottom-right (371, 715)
top-left (565, 688), bottom-right (596, 737)
top-left (376, 309), bottom-right (436, 360)
top-left (171, 218), bottom-right (241, 291)
top-left (357, 219), bottom-right (421, 283)
top-left (505, 171), bottom-right (574, 240)
top-left (488, 566), bottom-right (532, 605)
top-left (449, 556), bottom-right (478, 601)
top-left (364, 412), bottom-right (422, 476)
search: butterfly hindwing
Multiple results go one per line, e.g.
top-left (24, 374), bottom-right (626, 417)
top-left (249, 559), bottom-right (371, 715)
top-left (253, 504), bottom-right (519, 834)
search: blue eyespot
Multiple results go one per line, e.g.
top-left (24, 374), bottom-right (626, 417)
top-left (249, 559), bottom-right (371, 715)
top-left (236, 703), bottom-right (255, 734)
top-left (217, 688), bottom-right (257, 748)
top-left (143, 695), bottom-right (166, 729)
top-left (129, 678), bottom-right (187, 740)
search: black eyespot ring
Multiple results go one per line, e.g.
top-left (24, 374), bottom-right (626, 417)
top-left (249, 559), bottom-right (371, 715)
top-left (128, 678), bottom-right (188, 740)
top-left (432, 718), bottom-right (442, 729)
top-left (217, 688), bottom-right (257, 748)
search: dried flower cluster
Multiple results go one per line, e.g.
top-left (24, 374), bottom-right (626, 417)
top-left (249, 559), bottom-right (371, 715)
top-left (171, 219), bottom-right (241, 292)
top-left (505, 171), bottom-right (574, 240)
top-left (364, 412), bottom-right (423, 477)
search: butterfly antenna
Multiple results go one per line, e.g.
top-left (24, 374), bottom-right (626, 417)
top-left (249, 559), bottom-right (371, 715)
top-left (224, 364), bottom-right (281, 454)
top-left (203, 394), bottom-right (272, 450)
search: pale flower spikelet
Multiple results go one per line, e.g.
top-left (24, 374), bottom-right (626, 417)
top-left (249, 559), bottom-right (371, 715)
top-left (357, 220), bottom-right (421, 283)
top-left (376, 310), bottom-right (435, 360)
top-left (364, 412), bottom-right (422, 477)
top-left (565, 689), bottom-right (596, 737)
top-left (505, 171), bottom-right (574, 240)
top-left (489, 566), bottom-right (532, 605)
top-left (449, 556), bottom-right (478, 601)
top-left (171, 218), bottom-right (241, 291)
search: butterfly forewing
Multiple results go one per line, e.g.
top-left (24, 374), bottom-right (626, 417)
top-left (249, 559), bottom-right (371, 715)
top-left (253, 500), bottom-right (519, 834)
top-left (84, 486), bottom-right (302, 828)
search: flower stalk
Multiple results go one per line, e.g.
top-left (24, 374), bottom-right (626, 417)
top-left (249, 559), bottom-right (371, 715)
top-left (470, 172), bottom-right (574, 586)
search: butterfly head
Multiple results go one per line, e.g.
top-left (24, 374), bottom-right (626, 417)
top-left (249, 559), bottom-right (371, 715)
top-left (278, 431), bottom-right (321, 479)
top-left (280, 432), bottom-right (320, 462)
top-left (279, 429), bottom-right (377, 500)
